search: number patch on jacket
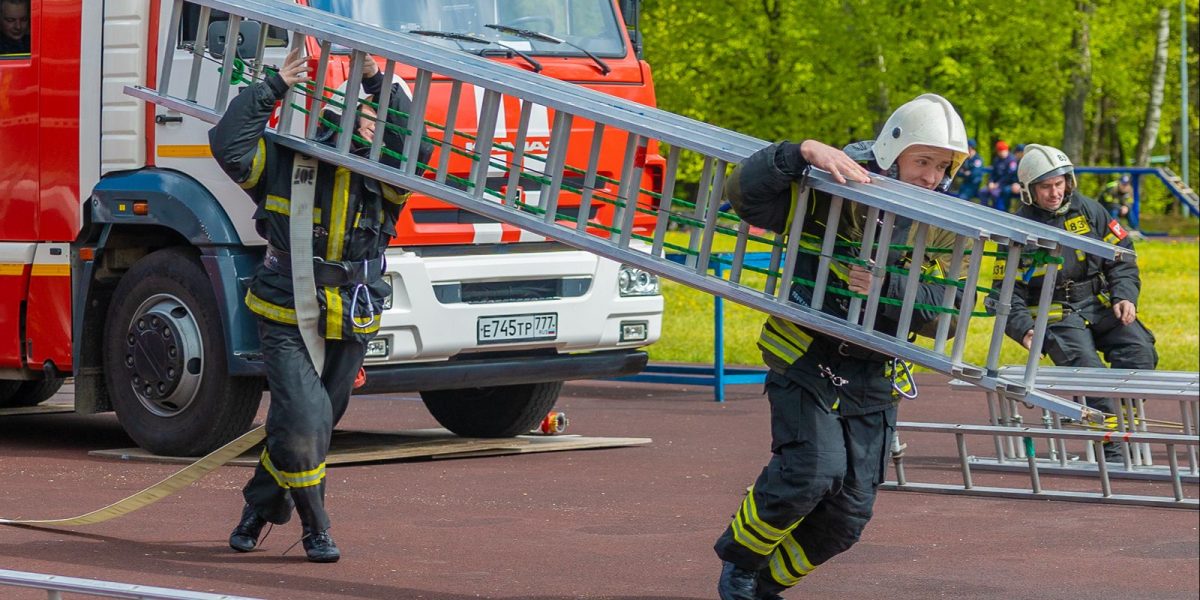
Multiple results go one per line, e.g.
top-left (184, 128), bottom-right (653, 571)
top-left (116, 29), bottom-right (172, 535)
top-left (1064, 215), bottom-right (1091, 235)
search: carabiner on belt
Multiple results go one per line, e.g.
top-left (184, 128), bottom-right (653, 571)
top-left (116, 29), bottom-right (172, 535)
top-left (890, 358), bottom-right (918, 399)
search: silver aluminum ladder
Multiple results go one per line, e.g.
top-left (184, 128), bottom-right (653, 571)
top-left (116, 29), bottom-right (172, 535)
top-left (127, 0), bottom-right (1134, 422)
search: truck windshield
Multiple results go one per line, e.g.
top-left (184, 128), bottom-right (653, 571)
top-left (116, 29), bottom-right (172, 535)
top-left (307, 0), bottom-right (627, 58)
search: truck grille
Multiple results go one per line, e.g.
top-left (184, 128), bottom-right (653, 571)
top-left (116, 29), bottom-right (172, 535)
top-left (433, 277), bottom-right (591, 304)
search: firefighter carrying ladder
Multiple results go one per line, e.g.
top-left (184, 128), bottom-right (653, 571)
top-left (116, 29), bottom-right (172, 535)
top-left (127, 0), bottom-right (1134, 423)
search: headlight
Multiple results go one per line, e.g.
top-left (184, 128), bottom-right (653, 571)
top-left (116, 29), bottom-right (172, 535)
top-left (381, 274), bottom-right (394, 310)
top-left (618, 264), bottom-right (660, 296)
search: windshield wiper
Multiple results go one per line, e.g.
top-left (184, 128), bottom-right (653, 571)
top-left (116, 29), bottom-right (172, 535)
top-left (485, 24), bottom-right (611, 75)
top-left (410, 29), bottom-right (542, 73)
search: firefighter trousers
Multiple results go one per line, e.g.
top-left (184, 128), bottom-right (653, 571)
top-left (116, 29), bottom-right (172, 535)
top-left (242, 319), bottom-right (366, 533)
top-left (714, 369), bottom-right (895, 590)
top-left (1042, 298), bottom-right (1158, 416)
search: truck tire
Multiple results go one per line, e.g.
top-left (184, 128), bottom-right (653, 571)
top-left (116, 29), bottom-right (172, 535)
top-left (0, 377), bottom-right (65, 408)
top-left (420, 381), bottom-right (563, 438)
top-left (103, 248), bottom-right (263, 456)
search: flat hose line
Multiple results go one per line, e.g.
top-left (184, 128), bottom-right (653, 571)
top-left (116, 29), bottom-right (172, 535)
top-left (0, 426), bottom-right (266, 526)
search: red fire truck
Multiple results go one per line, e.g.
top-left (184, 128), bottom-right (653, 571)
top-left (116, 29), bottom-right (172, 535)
top-left (0, 0), bottom-right (663, 455)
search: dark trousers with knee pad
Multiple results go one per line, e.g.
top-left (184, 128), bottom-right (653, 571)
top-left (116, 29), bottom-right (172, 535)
top-left (1042, 298), bottom-right (1157, 416)
top-left (243, 319), bottom-right (365, 532)
top-left (714, 368), bottom-right (895, 590)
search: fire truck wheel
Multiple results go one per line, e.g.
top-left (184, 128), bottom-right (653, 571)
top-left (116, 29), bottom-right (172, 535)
top-left (0, 378), bottom-right (65, 408)
top-left (420, 381), bottom-right (562, 438)
top-left (103, 248), bottom-right (263, 456)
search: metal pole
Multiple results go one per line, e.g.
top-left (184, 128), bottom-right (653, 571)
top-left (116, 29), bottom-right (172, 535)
top-left (1182, 0), bottom-right (1190, 189)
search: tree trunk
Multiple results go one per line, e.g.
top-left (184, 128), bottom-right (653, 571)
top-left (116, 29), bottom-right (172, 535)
top-left (1134, 8), bottom-right (1171, 166)
top-left (1086, 91), bottom-right (1104, 165)
top-left (1061, 1), bottom-right (1093, 163)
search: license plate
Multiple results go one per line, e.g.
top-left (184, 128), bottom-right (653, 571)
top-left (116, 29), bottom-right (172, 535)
top-left (477, 313), bottom-right (558, 344)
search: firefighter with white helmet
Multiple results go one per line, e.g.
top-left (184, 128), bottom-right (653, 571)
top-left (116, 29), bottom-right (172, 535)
top-left (991, 144), bottom-right (1156, 462)
top-left (714, 93), bottom-right (972, 599)
top-left (210, 49), bottom-right (432, 562)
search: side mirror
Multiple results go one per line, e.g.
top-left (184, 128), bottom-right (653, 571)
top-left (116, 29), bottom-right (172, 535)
top-left (206, 20), bottom-right (261, 60)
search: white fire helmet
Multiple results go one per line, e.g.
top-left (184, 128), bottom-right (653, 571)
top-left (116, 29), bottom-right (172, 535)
top-left (1017, 143), bottom-right (1076, 207)
top-left (872, 93), bottom-right (970, 179)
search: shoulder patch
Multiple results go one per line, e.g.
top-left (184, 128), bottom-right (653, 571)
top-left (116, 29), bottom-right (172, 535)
top-left (1107, 219), bottom-right (1127, 241)
top-left (1064, 215), bottom-right (1091, 235)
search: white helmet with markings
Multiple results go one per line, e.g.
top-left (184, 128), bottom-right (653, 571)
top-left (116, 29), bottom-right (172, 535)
top-left (872, 93), bottom-right (970, 180)
top-left (1017, 143), bottom-right (1076, 207)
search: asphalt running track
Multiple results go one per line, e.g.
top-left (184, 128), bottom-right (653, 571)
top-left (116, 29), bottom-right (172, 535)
top-left (0, 375), bottom-right (1196, 599)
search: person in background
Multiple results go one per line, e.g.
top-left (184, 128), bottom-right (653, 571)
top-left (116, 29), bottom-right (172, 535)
top-left (0, 0), bottom-right (30, 56)
top-left (1098, 174), bottom-right (1134, 222)
top-left (992, 144), bottom-right (1156, 465)
top-left (955, 138), bottom-right (985, 202)
top-left (985, 140), bottom-right (1020, 212)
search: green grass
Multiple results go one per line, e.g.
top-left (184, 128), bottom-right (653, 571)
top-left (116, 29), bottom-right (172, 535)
top-left (648, 232), bottom-right (1199, 372)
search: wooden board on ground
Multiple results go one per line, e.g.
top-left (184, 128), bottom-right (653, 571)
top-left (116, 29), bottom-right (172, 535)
top-left (88, 428), bottom-right (652, 466)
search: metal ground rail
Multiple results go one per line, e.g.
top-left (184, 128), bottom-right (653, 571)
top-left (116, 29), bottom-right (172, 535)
top-left (950, 367), bottom-right (1200, 481)
top-left (883, 422), bottom-right (1198, 508)
top-left (0, 569), bottom-right (261, 600)
top-left (130, 0), bottom-right (1136, 421)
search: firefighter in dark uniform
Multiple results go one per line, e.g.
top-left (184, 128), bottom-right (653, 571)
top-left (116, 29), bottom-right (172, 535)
top-left (209, 49), bottom-right (431, 562)
top-left (985, 140), bottom-right (1020, 212)
top-left (954, 138), bottom-right (985, 202)
top-left (997, 144), bottom-right (1156, 463)
top-left (714, 94), bottom-right (971, 600)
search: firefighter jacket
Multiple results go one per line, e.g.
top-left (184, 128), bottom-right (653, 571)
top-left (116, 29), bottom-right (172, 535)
top-left (997, 191), bottom-right (1140, 343)
top-left (990, 153), bottom-right (1019, 188)
top-left (209, 71), bottom-right (432, 343)
top-left (725, 141), bottom-right (969, 380)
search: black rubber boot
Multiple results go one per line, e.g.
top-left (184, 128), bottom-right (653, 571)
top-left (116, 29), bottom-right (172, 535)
top-left (718, 561), bottom-right (758, 600)
top-left (1103, 442), bottom-right (1125, 466)
top-left (229, 504), bottom-right (268, 552)
top-left (756, 574), bottom-right (787, 600)
top-left (302, 526), bottom-right (341, 563)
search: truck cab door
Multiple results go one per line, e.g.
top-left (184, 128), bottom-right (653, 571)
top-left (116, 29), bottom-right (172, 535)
top-left (0, 0), bottom-right (39, 370)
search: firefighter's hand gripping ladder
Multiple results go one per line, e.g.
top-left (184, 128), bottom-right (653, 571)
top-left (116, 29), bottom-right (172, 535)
top-left (128, 0), bottom-right (1132, 422)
